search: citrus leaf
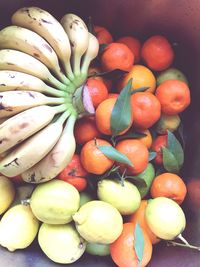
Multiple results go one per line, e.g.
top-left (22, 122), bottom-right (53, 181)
top-left (126, 176), bottom-right (148, 187)
top-left (134, 223), bottom-right (144, 267)
top-left (167, 130), bottom-right (184, 167)
top-left (149, 151), bottom-right (157, 161)
top-left (111, 79), bottom-right (132, 136)
top-left (88, 68), bottom-right (128, 80)
top-left (177, 122), bottom-right (186, 151)
top-left (131, 87), bottom-right (149, 95)
top-left (162, 147), bottom-right (180, 173)
top-left (97, 145), bottom-right (133, 166)
top-left (115, 131), bottom-right (147, 143)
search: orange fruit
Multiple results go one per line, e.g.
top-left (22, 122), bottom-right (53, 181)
top-left (116, 36), bottom-right (141, 63)
top-left (128, 200), bottom-right (160, 244)
top-left (137, 129), bottom-right (152, 149)
top-left (74, 116), bottom-right (101, 145)
top-left (131, 92), bottom-right (161, 130)
top-left (110, 222), bottom-right (153, 267)
top-left (86, 78), bottom-right (108, 108)
top-left (117, 65), bottom-right (156, 93)
top-left (151, 134), bottom-right (168, 165)
top-left (107, 93), bottom-right (119, 99)
top-left (141, 35), bottom-right (174, 71)
top-left (95, 98), bottom-right (132, 136)
top-left (150, 173), bottom-right (187, 205)
top-left (94, 25), bottom-right (113, 45)
top-left (101, 43), bottom-right (134, 72)
top-left (116, 139), bottom-right (149, 175)
top-left (155, 80), bottom-right (191, 115)
top-left (57, 154), bottom-right (88, 192)
top-left (80, 138), bottom-right (114, 175)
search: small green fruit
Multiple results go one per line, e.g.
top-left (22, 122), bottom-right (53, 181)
top-left (145, 197), bottom-right (186, 240)
top-left (86, 242), bottom-right (110, 256)
top-left (30, 180), bottom-right (80, 224)
top-left (38, 223), bottom-right (86, 264)
top-left (80, 192), bottom-right (93, 207)
top-left (12, 184), bottom-right (35, 207)
top-left (157, 68), bottom-right (188, 86)
top-left (0, 204), bottom-right (39, 251)
top-left (97, 179), bottom-right (141, 215)
top-left (0, 175), bottom-right (15, 214)
top-left (156, 114), bottom-right (181, 134)
top-left (73, 200), bottom-right (123, 244)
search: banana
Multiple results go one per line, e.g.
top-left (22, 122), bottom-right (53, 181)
top-left (61, 13), bottom-right (89, 82)
top-left (0, 26), bottom-right (69, 85)
top-left (0, 70), bottom-right (67, 97)
top-left (0, 49), bottom-right (67, 91)
top-left (0, 91), bottom-right (66, 118)
top-left (81, 32), bottom-right (99, 79)
top-left (0, 104), bottom-right (67, 154)
top-left (22, 112), bottom-right (77, 183)
top-left (0, 111), bottom-right (70, 177)
top-left (11, 7), bottom-right (74, 81)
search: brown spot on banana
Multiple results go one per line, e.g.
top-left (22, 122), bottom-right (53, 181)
top-left (41, 19), bottom-right (52, 24)
top-left (42, 43), bottom-right (53, 53)
top-left (33, 53), bottom-right (40, 58)
top-left (4, 157), bottom-right (19, 167)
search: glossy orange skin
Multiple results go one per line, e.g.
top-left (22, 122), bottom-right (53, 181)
top-left (94, 25), bottom-right (113, 45)
top-left (131, 92), bottom-right (161, 130)
top-left (116, 36), bottom-right (141, 63)
top-left (80, 138), bottom-right (114, 175)
top-left (141, 35), bottom-right (174, 71)
top-left (116, 139), bottom-right (149, 175)
top-left (155, 80), bottom-right (191, 115)
top-left (101, 43), bottom-right (135, 72)
top-left (151, 134), bottom-right (168, 165)
top-left (57, 154), bottom-right (88, 192)
top-left (150, 173), bottom-right (187, 205)
top-left (110, 223), bottom-right (153, 267)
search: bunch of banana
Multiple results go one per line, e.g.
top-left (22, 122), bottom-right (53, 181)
top-left (0, 6), bottom-right (99, 182)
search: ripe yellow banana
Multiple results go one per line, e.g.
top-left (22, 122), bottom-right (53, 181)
top-left (22, 112), bottom-right (77, 183)
top-left (61, 13), bottom-right (89, 82)
top-left (0, 26), bottom-right (69, 85)
top-left (0, 70), bottom-right (67, 97)
top-left (0, 104), bottom-right (67, 154)
top-left (0, 111), bottom-right (70, 177)
top-left (0, 91), bottom-right (66, 118)
top-left (81, 32), bottom-right (99, 80)
top-left (11, 7), bottom-right (74, 81)
top-left (0, 49), bottom-right (66, 91)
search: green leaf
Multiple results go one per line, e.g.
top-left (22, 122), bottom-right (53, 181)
top-left (111, 79), bottom-right (132, 136)
top-left (148, 151), bottom-right (157, 161)
top-left (115, 131), bottom-right (147, 143)
top-left (131, 87), bottom-right (149, 95)
top-left (126, 176), bottom-right (148, 187)
top-left (134, 223), bottom-right (144, 267)
top-left (177, 122), bottom-right (186, 151)
top-left (97, 145), bottom-right (133, 166)
top-left (167, 130), bottom-right (184, 167)
top-left (88, 68), bottom-right (128, 80)
top-left (162, 147), bottom-right (180, 173)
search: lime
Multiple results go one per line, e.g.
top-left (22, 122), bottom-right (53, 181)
top-left (156, 114), bottom-right (181, 134)
top-left (157, 68), bottom-right (188, 86)
top-left (97, 179), bottom-right (141, 215)
top-left (73, 200), bottom-right (123, 244)
top-left (86, 242), bottom-right (110, 256)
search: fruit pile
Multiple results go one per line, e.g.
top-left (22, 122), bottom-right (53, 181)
top-left (0, 6), bottom-right (196, 267)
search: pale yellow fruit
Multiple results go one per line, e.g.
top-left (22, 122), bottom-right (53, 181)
top-left (0, 204), bottom-right (39, 251)
top-left (145, 197), bottom-right (186, 240)
top-left (97, 179), bottom-right (141, 215)
top-left (38, 223), bottom-right (86, 264)
top-left (73, 200), bottom-right (123, 244)
top-left (0, 175), bottom-right (15, 214)
top-left (30, 180), bottom-right (80, 224)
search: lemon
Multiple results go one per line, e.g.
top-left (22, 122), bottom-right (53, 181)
top-left (97, 179), bottom-right (141, 215)
top-left (0, 175), bottom-right (15, 214)
top-left (0, 204), bottom-right (39, 251)
top-left (86, 242), bottom-right (110, 256)
top-left (30, 179), bottom-right (80, 224)
top-left (38, 223), bottom-right (86, 264)
top-left (156, 114), bottom-right (181, 134)
top-left (73, 200), bottom-right (123, 244)
top-left (145, 197), bottom-right (186, 240)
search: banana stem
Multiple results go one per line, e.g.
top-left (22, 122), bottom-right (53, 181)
top-left (72, 54), bottom-right (81, 78)
top-left (167, 241), bottom-right (200, 251)
top-left (56, 70), bottom-right (72, 86)
top-left (52, 103), bottom-right (70, 114)
top-left (48, 75), bottom-right (67, 91)
top-left (81, 57), bottom-right (90, 75)
top-left (63, 112), bottom-right (77, 134)
top-left (63, 60), bottom-right (75, 81)
top-left (56, 109), bottom-right (72, 125)
top-left (45, 85), bottom-right (69, 97)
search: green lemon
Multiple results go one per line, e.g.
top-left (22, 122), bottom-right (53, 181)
top-left (157, 68), bottom-right (188, 86)
top-left (0, 204), bottom-right (39, 251)
top-left (145, 197), bottom-right (186, 240)
top-left (97, 179), bottom-right (141, 215)
top-left (80, 192), bottom-right (93, 207)
top-left (30, 180), bottom-right (80, 224)
top-left (0, 175), bottom-right (15, 214)
top-left (38, 223), bottom-right (86, 264)
top-left (11, 184), bottom-right (35, 207)
top-left (73, 200), bottom-right (123, 244)
top-left (136, 163), bottom-right (155, 198)
top-left (86, 242), bottom-right (110, 256)
top-left (156, 114), bottom-right (181, 134)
